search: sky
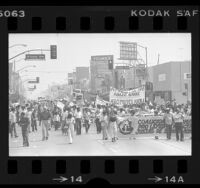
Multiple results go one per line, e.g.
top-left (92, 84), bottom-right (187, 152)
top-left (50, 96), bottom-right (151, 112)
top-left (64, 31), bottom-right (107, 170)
top-left (9, 33), bottom-right (191, 99)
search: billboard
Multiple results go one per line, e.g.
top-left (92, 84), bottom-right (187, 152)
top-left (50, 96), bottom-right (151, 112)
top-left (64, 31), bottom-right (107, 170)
top-left (119, 41), bottom-right (137, 60)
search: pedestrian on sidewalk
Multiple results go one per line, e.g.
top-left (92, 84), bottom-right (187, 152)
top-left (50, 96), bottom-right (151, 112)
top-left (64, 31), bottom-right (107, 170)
top-left (19, 112), bottom-right (30, 147)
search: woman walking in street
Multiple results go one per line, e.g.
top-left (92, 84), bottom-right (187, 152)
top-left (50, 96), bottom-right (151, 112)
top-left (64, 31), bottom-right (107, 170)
top-left (100, 111), bottom-right (109, 140)
top-left (66, 113), bottom-right (75, 144)
top-left (19, 112), bottom-right (30, 147)
top-left (109, 110), bottom-right (118, 142)
top-left (31, 108), bottom-right (38, 132)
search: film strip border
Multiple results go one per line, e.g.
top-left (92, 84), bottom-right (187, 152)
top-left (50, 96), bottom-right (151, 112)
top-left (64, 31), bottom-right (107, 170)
top-left (2, 158), bottom-right (188, 184)
top-left (0, 6), bottom-right (199, 184)
top-left (5, 15), bottom-right (191, 31)
top-left (0, 6), bottom-right (198, 32)
top-left (7, 159), bottom-right (188, 174)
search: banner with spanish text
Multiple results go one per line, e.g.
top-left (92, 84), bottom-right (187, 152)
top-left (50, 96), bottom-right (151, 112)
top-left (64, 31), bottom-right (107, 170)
top-left (110, 86), bottom-right (145, 105)
top-left (117, 115), bottom-right (191, 138)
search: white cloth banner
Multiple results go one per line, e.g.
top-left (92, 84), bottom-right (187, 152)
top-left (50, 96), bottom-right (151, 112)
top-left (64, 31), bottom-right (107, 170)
top-left (95, 96), bottom-right (110, 106)
top-left (110, 86), bottom-right (145, 105)
top-left (56, 101), bottom-right (65, 110)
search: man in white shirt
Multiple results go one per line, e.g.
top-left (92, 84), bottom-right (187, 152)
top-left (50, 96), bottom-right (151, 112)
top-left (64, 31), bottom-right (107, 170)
top-left (26, 107), bottom-right (32, 133)
top-left (75, 107), bottom-right (82, 135)
top-left (9, 108), bottom-right (18, 138)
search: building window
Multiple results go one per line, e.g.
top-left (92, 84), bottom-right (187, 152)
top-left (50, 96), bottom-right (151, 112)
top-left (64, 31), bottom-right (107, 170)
top-left (158, 74), bottom-right (166, 82)
top-left (184, 73), bottom-right (191, 80)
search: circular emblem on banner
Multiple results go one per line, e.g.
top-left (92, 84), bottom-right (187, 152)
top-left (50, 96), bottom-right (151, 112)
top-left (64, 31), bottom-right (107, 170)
top-left (118, 120), bottom-right (133, 135)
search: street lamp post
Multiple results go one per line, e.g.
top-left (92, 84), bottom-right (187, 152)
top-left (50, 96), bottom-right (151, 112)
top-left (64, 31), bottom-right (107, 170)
top-left (137, 44), bottom-right (148, 81)
top-left (16, 65), bottom-right (36, 73)
top-left (9, 44), bottom-right (27, 48)
top-left (9, 44), bottom-right (27, 72)
top-left (9, 48), bottom-right (50, 61)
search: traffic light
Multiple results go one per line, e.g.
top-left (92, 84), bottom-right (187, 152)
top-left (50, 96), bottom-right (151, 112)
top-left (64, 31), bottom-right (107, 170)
top-left (36, 77), bottom-right (39, 83)
top-left (108, 60), bottom-right (113, 70)
top-left (50, 45), bottom-right (57, 59)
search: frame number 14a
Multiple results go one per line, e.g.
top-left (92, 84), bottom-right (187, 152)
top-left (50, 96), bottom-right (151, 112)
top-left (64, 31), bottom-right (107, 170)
top-left (148, 176), bottom-right (184, 183)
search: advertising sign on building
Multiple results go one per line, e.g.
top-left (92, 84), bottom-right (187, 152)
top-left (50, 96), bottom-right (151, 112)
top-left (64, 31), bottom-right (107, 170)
top-left (158, 73), bottom-right (166, 82)
top-left (184, 73), bottom-right (191, 79)
top-left (91, 55), bottom-right (113, 61)
top-left (110, 85), bottom-right (145, 105)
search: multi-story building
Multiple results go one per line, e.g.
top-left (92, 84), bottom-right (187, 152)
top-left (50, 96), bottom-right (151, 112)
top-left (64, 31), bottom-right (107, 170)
top-left (114, 64), bottom-right (146, 90)
top-left (90, 55), bottom-right (114, 94)
top-left (148, 61), bottom-right (191, 104)
top-left (75, 67), bottom-right (90, 90)
top-left (9, 70), bottom-right (25, 103)
top-left (76, 67), bottom-right (89, 83)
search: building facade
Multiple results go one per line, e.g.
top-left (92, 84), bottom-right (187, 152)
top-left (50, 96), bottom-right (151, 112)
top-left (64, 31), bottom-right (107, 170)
top-left (90, 55), bottom-right (114, 94)
top-left (114, 64), bottom-right (146, 90)
top-left (75, 67), bottom-right (89, 83)
top-left (148, 61), bottom-right (191, 104)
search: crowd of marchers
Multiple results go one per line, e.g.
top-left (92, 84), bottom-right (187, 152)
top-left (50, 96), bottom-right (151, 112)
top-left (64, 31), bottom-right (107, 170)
top-left (9, 99), bottom-right (191, 147)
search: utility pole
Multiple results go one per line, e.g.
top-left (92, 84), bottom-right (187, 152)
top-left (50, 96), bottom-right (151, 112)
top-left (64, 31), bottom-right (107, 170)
top-left (145, 47), bottom-right (148, 82)
top-left (157, 53), bottom-right (160, 65)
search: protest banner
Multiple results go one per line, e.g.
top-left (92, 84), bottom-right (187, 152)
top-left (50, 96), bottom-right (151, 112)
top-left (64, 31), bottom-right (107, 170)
top-left (110, 86), bottom-right (145, 105)
top-left (117, 115), bottom-right (191, 137)
top-left (95, 96), bottom-right (110, 106)
top-left (56, 101), bottom-right (65, 110)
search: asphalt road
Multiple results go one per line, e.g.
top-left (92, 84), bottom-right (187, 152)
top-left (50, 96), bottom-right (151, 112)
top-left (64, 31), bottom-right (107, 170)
top-left (9, 123), bottom-right (191, 156)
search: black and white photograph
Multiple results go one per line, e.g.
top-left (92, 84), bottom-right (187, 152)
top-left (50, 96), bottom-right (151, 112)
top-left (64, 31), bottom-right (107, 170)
top-left (9, 33), bottom-right (191, 156)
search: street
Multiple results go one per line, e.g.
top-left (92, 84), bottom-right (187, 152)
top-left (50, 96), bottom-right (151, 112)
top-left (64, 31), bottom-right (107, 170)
top-left (9, 123), bottom-right (191, 156)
